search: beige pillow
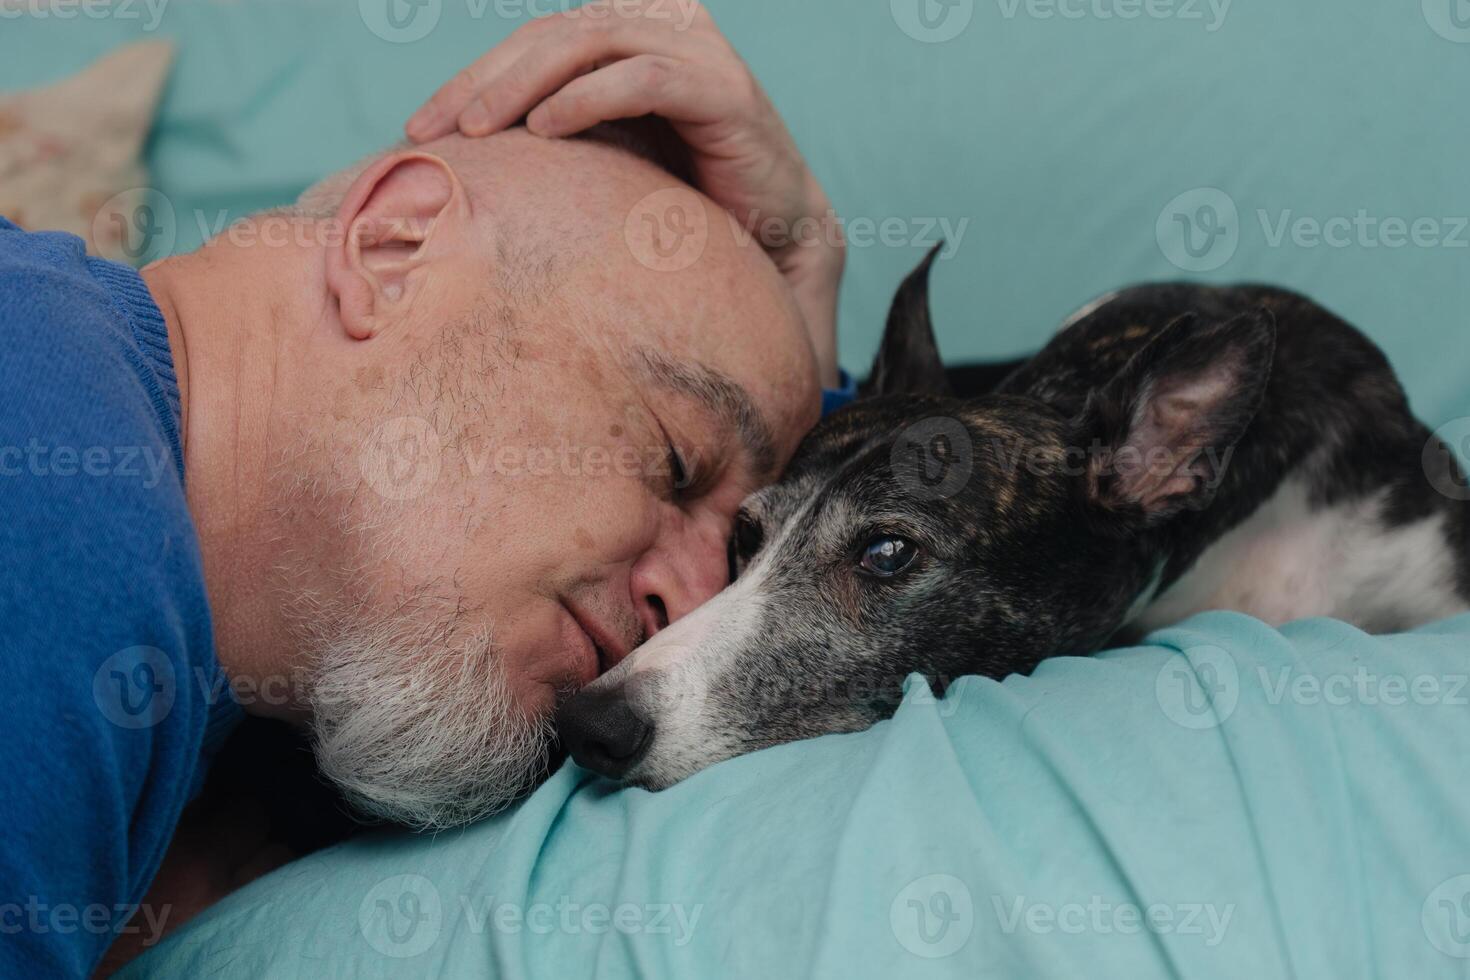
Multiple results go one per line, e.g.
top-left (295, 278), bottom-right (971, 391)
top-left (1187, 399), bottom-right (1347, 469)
top-left (0, 40), bottom-right (174, 265)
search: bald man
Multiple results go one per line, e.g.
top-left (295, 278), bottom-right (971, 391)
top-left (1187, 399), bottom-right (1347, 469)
top-left (0, 6), bottom-right (851, 975)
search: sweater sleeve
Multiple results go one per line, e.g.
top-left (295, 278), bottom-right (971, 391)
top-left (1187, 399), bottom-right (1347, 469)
top-left (0, 219), bottom-right (238, 977)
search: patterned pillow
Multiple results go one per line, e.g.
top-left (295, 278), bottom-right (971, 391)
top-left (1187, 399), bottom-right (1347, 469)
top-left (0, 40), bottom-right (174, 266)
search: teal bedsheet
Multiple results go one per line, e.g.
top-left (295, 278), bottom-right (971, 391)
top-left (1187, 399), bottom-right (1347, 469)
top-left (1, 1), bottom-right (1468, 428)
top-left (123, 612), bottom-right (1470, 978)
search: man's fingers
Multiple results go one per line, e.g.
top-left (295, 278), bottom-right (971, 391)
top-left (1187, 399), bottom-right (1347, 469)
top-left (405, 10), bottom-right (578, 141)
top-left (454, 21), bottom-right (705, 138)
top-left (408, 5), bottom-right (714, 143)
top-left (525, 54), bottom-right (727, 137)
top-left (407, 45), bottom-right (528, 141)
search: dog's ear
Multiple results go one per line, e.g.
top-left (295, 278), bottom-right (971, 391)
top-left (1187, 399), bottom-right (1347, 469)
top-left (860, 243), bottom-right (952, 398)
top-left (1075, 309), bottom-right (1276, 525)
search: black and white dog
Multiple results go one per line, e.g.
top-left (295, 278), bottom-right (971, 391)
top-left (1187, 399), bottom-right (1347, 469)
top-left (558, 248), bottom-right (1470, 788)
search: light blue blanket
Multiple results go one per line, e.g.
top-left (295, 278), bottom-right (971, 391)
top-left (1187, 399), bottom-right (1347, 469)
top-left (124, 612), bottom-right (1470, 978)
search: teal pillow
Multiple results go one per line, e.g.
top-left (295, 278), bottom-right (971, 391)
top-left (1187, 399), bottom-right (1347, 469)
top-left (122, 612), bottom-right (1470, 978)
top-left (2, 1), bottom-right (1467, 427)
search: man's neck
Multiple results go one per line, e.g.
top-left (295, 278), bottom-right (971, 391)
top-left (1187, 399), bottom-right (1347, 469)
top-left (140, 229), bottom-right (321, 719)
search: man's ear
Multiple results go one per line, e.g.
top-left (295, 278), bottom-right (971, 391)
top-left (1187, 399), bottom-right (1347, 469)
top-left (1075, 309), bottom-right (1276, 524)
top-left (860, 243), bottom-right (951, 398)
top-left (325, 151), bottom-right (469, 341)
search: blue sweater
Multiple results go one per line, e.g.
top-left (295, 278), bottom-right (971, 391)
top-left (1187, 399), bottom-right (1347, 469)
top-left (0, 218), bottom-right (240, 977)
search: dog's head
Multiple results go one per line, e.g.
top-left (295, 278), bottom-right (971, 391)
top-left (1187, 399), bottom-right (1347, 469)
top-left (557, 249), bottom-right (1275, 788)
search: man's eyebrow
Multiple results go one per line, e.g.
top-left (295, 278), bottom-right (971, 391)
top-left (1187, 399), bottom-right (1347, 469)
top-left (633, 347), bottom-right (777, 477)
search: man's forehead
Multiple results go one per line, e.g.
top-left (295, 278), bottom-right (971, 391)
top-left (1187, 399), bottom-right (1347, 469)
top-left (630, 346), bottom-right (777, 477)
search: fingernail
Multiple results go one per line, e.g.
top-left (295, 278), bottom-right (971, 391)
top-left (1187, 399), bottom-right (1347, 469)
top-left (525, 107), bottom-right (554, 136)
top-left (405, 109), bottom-right (433, 141)
top-left (460, 102), bottom-right (492, 135)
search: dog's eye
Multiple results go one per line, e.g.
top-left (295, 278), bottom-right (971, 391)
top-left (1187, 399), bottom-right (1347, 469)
top-left (860, 536), bottom-right (918, 578)
top-left (729, 511), bottom-right (764, 581)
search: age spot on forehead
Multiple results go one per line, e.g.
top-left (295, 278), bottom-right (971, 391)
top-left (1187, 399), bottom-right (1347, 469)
top-left (609, 423), bottom-right (624, 438)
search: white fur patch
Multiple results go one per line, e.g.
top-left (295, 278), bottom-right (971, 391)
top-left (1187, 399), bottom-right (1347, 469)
top-left (601, 548), bottom-right (773, 786)
top-left (1135, 475), bottom-right (1469, 635)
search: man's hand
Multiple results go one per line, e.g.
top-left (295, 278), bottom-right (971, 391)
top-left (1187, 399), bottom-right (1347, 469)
top-left (406, 0), bottom-right (844, 387)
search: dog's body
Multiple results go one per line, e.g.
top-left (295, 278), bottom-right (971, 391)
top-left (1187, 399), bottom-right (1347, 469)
top-left (1011, 282), bottom-right (1470, 641)
top-left (558, 252), bottom-right (1470, 788)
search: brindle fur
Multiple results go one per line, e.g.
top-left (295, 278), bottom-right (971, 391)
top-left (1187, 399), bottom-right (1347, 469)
top-left (558, 247), bottom-right (1470, 787)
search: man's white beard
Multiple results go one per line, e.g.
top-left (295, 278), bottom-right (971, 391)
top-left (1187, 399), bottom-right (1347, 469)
top-left (305, 613), bottom-right (555, 830)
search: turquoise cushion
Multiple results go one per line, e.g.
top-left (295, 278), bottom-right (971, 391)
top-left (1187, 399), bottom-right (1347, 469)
top-left (120, 612), bottom-right (1470, 978)
top-left (2, 1), bottom-right (1467, 428)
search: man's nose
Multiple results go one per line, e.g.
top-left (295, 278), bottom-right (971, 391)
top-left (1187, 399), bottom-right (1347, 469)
top-left (629, 513), bottom-right (728, 637)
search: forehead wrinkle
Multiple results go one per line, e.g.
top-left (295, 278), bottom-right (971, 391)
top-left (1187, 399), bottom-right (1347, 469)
top-left (631, 346), bottom-right (777, 476)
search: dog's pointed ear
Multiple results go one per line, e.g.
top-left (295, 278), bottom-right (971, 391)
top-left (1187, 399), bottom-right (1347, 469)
top-left (1075, 309), bottom-right (1276, 524)
top-left (860, 243), bottom-right (951, 399)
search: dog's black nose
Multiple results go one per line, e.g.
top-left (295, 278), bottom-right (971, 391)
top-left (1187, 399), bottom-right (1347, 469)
top-left (556, 687), bottom-right (652, 779)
